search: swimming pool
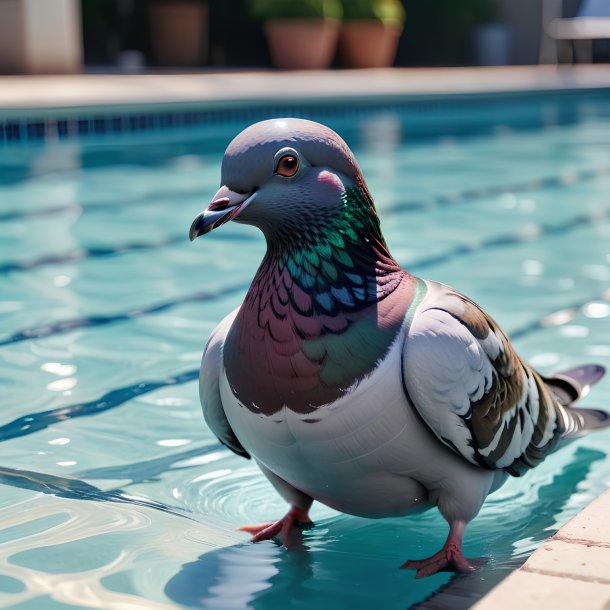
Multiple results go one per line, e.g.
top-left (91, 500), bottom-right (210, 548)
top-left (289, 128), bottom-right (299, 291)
top-left (1, 90), bottom-right (610, 610)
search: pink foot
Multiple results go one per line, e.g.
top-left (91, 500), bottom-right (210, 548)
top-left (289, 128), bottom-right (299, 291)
top-left (237, 505), bottom-right (312, 547)
top-left (400, 520), bottom-right (487, 578)
top-left (400, 545), bottom-right (486, 578)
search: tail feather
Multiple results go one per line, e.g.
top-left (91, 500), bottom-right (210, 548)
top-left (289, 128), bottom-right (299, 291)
top-left (561, 405), bottom-right (610, 439)
top-left (542, 363), bottom-right (606, 406)
top-left (544, 363), bottom-right (609, 440)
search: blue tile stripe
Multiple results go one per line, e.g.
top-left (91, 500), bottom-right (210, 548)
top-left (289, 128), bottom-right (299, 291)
top-left (2, 88), bottom-right (610, 146)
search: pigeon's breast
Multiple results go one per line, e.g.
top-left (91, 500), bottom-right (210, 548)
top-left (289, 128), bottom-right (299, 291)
top-left (222, 271), bottom-right (415, 418)
top-left (219, 329), bottom-right (439, 517)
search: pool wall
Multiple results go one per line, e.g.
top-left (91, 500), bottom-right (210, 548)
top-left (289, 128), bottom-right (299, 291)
top-left (2, 66), bottom-right (610, 146)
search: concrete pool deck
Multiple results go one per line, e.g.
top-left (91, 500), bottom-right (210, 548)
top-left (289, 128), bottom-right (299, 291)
top-left (474, 489), bottom-right (610, 610)
top-left (1, 64), bottom-right (609, 608)
top-left (1, 65), bottom-right (610, 114)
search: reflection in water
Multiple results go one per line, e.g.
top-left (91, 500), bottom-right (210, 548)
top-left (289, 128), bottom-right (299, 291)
top-left (0, 469), bottom-right (240, 609)
top-left (0, 499), bottom-right (185, 610)
top-left (0, 466), bottom-right (194, 522)
top-left (166, 530), bottom-right (400, 610)
top-left (76, 445), bottom-right (214, 486)
top-left (163, 447), bottom-right (605, 610)
top-left (166, 543), bottom-right (294, 610)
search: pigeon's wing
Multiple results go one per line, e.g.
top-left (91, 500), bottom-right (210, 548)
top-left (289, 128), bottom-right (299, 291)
top-left (200, 308), bottom-right (250, 459)
top-left (402, 280), bottom-right (567, 476)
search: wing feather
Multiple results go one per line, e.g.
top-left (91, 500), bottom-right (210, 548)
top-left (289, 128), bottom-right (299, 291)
top-left (199, 309), bottom-right (250, 459)
top-left (402, 280), bottom-right (565, 476)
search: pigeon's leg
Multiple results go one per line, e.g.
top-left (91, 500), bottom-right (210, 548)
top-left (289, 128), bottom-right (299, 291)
top-left (400, 520), bottom-right (485, 578)
top-left (238, 461), bottom-right (314, 547)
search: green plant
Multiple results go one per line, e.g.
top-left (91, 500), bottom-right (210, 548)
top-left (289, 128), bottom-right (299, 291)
top-left (401, 0), bottom-right (499, 66)
top-left (470, 0), bottom-right (497, 23)
top-left (249, 0), bottom-right (342, 20)
top-left (341, 0), bottom-right (405, 24)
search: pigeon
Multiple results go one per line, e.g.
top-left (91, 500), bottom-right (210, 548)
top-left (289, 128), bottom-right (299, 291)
top-left (189, 118), bottom-right (609, 578)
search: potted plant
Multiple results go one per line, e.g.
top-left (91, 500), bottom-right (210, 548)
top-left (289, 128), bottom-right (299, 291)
top-left (149, 0), bottom-right (209, 67)
top-left (339, 0), bottom-right (405, 68)
top-left (249, 0), bottom-right (343, 70)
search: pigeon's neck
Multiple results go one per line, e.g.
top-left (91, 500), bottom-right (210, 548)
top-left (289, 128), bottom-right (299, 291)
top-left (224, 186), bottom-right (416, 416)
top-left (262, 184), bottom-right (403, 305)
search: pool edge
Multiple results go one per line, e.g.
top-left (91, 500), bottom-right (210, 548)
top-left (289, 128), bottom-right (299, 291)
top-left (472, 488), bottom-right (610, 610)
top-left (2, 65), bottom-right (610, 116)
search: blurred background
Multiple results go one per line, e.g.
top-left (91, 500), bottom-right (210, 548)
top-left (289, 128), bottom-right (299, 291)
top-left (0, 0), bottom-right (609, 75)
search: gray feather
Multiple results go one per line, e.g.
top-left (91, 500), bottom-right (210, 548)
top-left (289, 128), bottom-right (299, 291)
top-left (199, 310), bottom-right (250, 459)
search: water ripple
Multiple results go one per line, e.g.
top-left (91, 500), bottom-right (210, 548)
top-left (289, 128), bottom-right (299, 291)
top-left (510, 287), bottom-right (610, 340)
top-left (0, 499), bottom-right (207, 610)
top-left (75, 445), bottom-right (216, 484)
top-left (0, 203), bottom-right (83, 223)
top-left (385, 164), bottom-right (610, 215)
top-left (0, 186), bottom-right (206, 224)
top-left (2, 287), bottom-right (608, 444)
top-left (0, 466), bottom-right (193, 521)
top-left (3, 164), bottom-right (610, 226)
top-left (2, 165), bottom-right (609, 281)
top-left (0, 235), bottom-right (185, 274)
top-left (409, 206), bottom-right (610, 271)
top-left (2, 210), bottom-right (608, 348)
top-left (182, 465), bottom-right (336, 526)
top-left (0, 370), bottom-right (198, 443)
top-left (0, 283), bottom-right (249, 346)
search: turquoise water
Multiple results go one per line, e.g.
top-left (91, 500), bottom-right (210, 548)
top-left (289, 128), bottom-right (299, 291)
top-left (1, 95), bottom-right (610, 610)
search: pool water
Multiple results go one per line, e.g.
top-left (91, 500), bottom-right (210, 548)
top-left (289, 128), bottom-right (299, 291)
top-left (1, 94), bottom-right (610, 610)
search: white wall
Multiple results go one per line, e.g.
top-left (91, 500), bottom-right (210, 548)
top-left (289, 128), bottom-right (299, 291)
top-left (0, 0), bottom-right (82, 74)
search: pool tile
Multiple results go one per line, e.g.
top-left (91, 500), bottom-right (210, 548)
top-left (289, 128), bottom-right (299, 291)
top-left (474, 490), bottom-right (610, 610)
top-left (472, 570), bottom-right (610, 610)
top-left (554, 488), bottom-right (610, 546)
top-left (525, 539), bottom-right (610, 583)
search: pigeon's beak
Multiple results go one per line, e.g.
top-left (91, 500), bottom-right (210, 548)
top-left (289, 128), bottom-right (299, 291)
top-left (189, 186), bottom-right (254, 241)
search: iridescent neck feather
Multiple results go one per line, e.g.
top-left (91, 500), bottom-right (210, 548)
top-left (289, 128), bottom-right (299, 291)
top-left (224, 185), bottom-right (414, 416)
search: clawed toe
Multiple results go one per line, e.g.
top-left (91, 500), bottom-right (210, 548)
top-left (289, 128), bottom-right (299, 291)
top-left (237, 523), bottom-right (275, 535)
top-left (400, 558), bottom-right (429, 571)
top-left (238, 521), bottom-right (283, 542)
top-left (400, 520), bottom-right (486, 578)
top-left (400, 552), bottom-right (486, 578)
top-left (451, 555), bottom-right (487, 573)
top-left (238, 505), bottom-right (312, 547)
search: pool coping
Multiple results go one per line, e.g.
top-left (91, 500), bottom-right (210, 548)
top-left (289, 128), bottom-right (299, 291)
top-left (2, 65), bottom-right (610, 113)
top-left (472, 488), bottom-right (610, 609)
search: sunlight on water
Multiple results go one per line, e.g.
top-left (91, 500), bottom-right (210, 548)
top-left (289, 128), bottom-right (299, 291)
top-left (1, 94), bottom-right (610, 609)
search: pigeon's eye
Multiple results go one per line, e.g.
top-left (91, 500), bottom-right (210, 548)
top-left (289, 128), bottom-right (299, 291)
top-left (275, 155), bottom-right (299, 177)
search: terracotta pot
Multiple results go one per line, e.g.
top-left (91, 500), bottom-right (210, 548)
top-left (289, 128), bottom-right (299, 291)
top-left (264, 19), bottom-right (340, 70)
top-left (339, 21), bottom-right (403, 68)
top-left (149, 2), bottom-right (208, 67)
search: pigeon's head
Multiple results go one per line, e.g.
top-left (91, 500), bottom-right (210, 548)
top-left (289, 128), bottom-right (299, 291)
top-left (189, 118), bottom-right (374, 242)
